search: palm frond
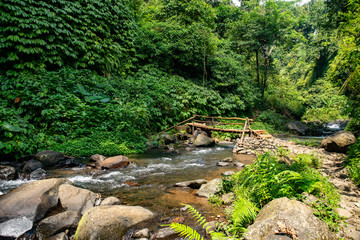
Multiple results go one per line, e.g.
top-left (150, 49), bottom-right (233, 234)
top-left (167, 222), bottom-right (204, 240)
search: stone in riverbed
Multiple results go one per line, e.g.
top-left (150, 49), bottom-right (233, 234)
top-left (175, 179), bottom-right (208, 189)
top-left (133, 228), bottom-right (150, 238)
top-left (0, 178), bottom-right (71, 238)
top-left (0, 217), bottom-right (33, 238)
top-left (29, 168), bottom-right (47, 180)
top-left (0, 165), bottom-right (16, 180)
top-left (100, 196), bottom-right (121, 206)
top-left (34, 150), bottom-right (65, 167)
top-left (153, 227), bottom-right (177, 239)
top-left (96, 155), bottom-right (129, 169)
top-left (22, 160), bottom-right (44, 172)
top-left (195, 178), bottom-right (222, 198)
top-left (216, 161), bottom-right (232, 167)
top-left (47, 232), bottom-right (69, 240)
top-left (36, 210), bottom-right (80, 240)
top-left (73, 206), bottom-right (154, 240)
top-left (59, 184), bottom-right (98, 215)
top-left (194, 134), bottom-right (215, 147)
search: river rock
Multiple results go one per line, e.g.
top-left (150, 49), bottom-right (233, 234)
top-left (97, 155), bottom-right (129, 169)
top-left (161, 133), bottom-right (176, 145)
top-left (175, 179), bottom-right (208, 189)
top-left (244, 197), bottom-right (335, 240)
top-left (286, 121), bottom-right (310, 136)
top-left (196, 178), bottom-right (222, 198)
top-left (23, 160), bottom-right (44, 172)
top-left (321, 131), bottom-right (356, 153)
top-left (133, 228), bottom-right (150, 238)
top-left (194, 134), bottom-right (215, 147)
top-left (34, 150), bottom-right (65, 167)
top-left (0, 217), bottom-right (33, 238)
top-left (90, 154), bottom-right (106, 162)
top-left (29, 168), bottom-right (47, 180)
top-left (216, 161), bottom-right (232, 167)
top-left (0, 178), bottom-right (70, 238)
top-left (100, 196), bottom-right (121, 206)
top-left (154, 227), bottom-right (177, 239)
top-left (73, 206), bottom-right (154, 240)
top-left (47, 232), bottom-right (69, 240)
top-left (0, 165), bottom-right (16, 180)
top-left (59, 184), bottom-right (97, 215)
top-left (36, 210), bottom-right (80, 239)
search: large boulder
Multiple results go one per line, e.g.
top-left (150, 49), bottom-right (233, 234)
top-left (321, 131), bottom-right (356, 153)
top-left (0, 178), bottom-right (71, 238)
top-left (0, 165), bottom-right (16, 180)
top-left (36, 210), bottom-right (80, 240)
top-left (59, 184), bottom-right (97, 215)
top-left (286, 121), bottom-right (310, 136)
top-left (96, 155), bottom-right (129, 169)
top-left (195, 178), bottom-right (222, 198)
top-left (244, 197), bottom-right (335, 240)
top-left (23, 160), bottom-right (44, 172)
top-left (34, 150), bottom-right (65, 167)
top-left (194, 134), bottom-right (215, 147)
top-left (73, 206), bottom-right (154, 240)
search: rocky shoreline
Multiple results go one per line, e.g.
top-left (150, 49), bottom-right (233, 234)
top-left (0, 130), bottom-right (358, 239)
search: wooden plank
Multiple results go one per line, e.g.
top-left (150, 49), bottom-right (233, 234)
top-left (194, 120), bottom-right (245, 126)
top-left (194, 115), bottom-right (253, 122)
top-left (240, 117), bottom-right (248, 143)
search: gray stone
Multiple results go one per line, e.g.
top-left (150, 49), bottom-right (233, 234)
top-left (23, 160), bottom-right (44, 172)
top-left (221, 193), bottom-right (234, 205)
top-left (47, 232), bottom-right (69, 240)
top-left (222, 157), bottom-right (233, 162)
top-left (234, 162), bottom-right (245, 168)
top-left (74, 206), bottom-right (154, 240)
top-left (154, 227), bottom-right (177, 239)
top-left (133, 228), bottom-right (150, 238)
top-left (29, 168), bottom-right (47, 180)
top-left (59, 184), bottom-right (97, 215)
top-left (337, 208), bottom-right (353, 219)
top-left (216, 161), bottom-right (232, 167)
top-left (194, 134), bottom-right (215, 147)
top-left (0, 217), bottom-right (33, 238)
top-left (321, 131), bottom-right (356, 153)
top-left (287, 121), bottom-right (310, 135)
top-left (34, 150), bottom-right (65, 167)
top-left (100, 196), bottom-right (121, 206)
top-left (196, 178), bottom-right (222, 198)
top-left (0, 165), bottom-right (16, 180)
top-left (174, 179), bottom-right (207, 189)
top-left (0, 178), bottom-right (71, 238)
top-left (222, 171), bottom-right (235, 177)
top-left (36, 210), bottom-right (80, 239)
top-left (244, 197), bottom-right (335, 240)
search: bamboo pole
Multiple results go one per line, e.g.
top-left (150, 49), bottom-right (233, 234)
top-left (194, 115), bottom-right (253, 121)
top-left (240, 117), bottom-right (248, 143)
top-left (157, 116), bottom-right (196, 135)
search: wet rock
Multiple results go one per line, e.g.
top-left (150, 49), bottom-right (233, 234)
top-left (100, 197), bottom-right (121, 206)
top-left (194, 134), bottom-right (215, 147)
top-left (287, 121), bottom-right (310, 136)
top-left (244, 197), bottom-right (335, 240)
top-left (96, 155), bottom-right (129, 170)
top-left (74, 206), bottom-right (154, 240)
top-left (22, 160), bottom-right (44, 172)
top-left (36, 210), bottom-right (80, 239)
top-left (321, 131), bottom-right (356, 153)
top-left (234, 162), bottom-right (245, 168)
top-left (154, 227), bottom-right (177, 239)
top-left (133, 228), bottom-right (150, 238)
top-left (47, 232), bottom-right (69, 240)
top-left (216, 161), bottom-right (232, 167)
top-left (90, 154), bottom-right (106, 163)
top-left (29, 168), bottom-right (47, 180)
top-left (0, 165), bottom-right (16, 180)
top-left (196, 178), bottom-right (222, 198)
top-left (175, 179), bottom-right (207, 189)
top-left (161, 133), bottom-right (176, 145)
top-left (59, 184), bottom-right (97, 215)
top-left (34, 150), bottom-right (65, 167)
top-left (0, 178), bottom-right (70, 238)
top-left (222, 157), bottom-right (233, 162)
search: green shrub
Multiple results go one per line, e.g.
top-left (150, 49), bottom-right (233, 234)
top-left (221, 152), bottom-right (340, 236)
top-left (345, 138), bottom-right (360, 185)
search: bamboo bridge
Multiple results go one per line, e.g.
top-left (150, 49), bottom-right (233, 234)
top-left (159, 115), bottom-right (272, 143)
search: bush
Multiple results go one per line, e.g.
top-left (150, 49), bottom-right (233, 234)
top-left (220, 151), bottom-right (340, 236)
top-left (345, 138), bottom-right (360, 185)
top-left (251, 110), bottom-right (288, 133)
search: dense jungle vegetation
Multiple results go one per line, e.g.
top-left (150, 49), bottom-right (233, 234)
top-left (0, 0), bottom-right (359, 160)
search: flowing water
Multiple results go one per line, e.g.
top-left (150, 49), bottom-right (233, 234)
top-left (0, 144), bottom-right (255, 231)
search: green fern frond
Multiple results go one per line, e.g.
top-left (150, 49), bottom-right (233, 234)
top-left (184, 204), bottom-right (210, 230)
top-left (167, 222), bottom-right (204, 240)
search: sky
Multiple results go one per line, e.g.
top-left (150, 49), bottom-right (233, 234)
top-left (232, 0), bottom-right (311, 6)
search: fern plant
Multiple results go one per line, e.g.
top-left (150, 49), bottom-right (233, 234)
top-left (165, 204), bottom-right (229, 240)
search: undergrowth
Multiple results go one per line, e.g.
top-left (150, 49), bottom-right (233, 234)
top-left (345, 138), bottom-right (360, 185)
top-left (217, 151), bottom-right (341, 237)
